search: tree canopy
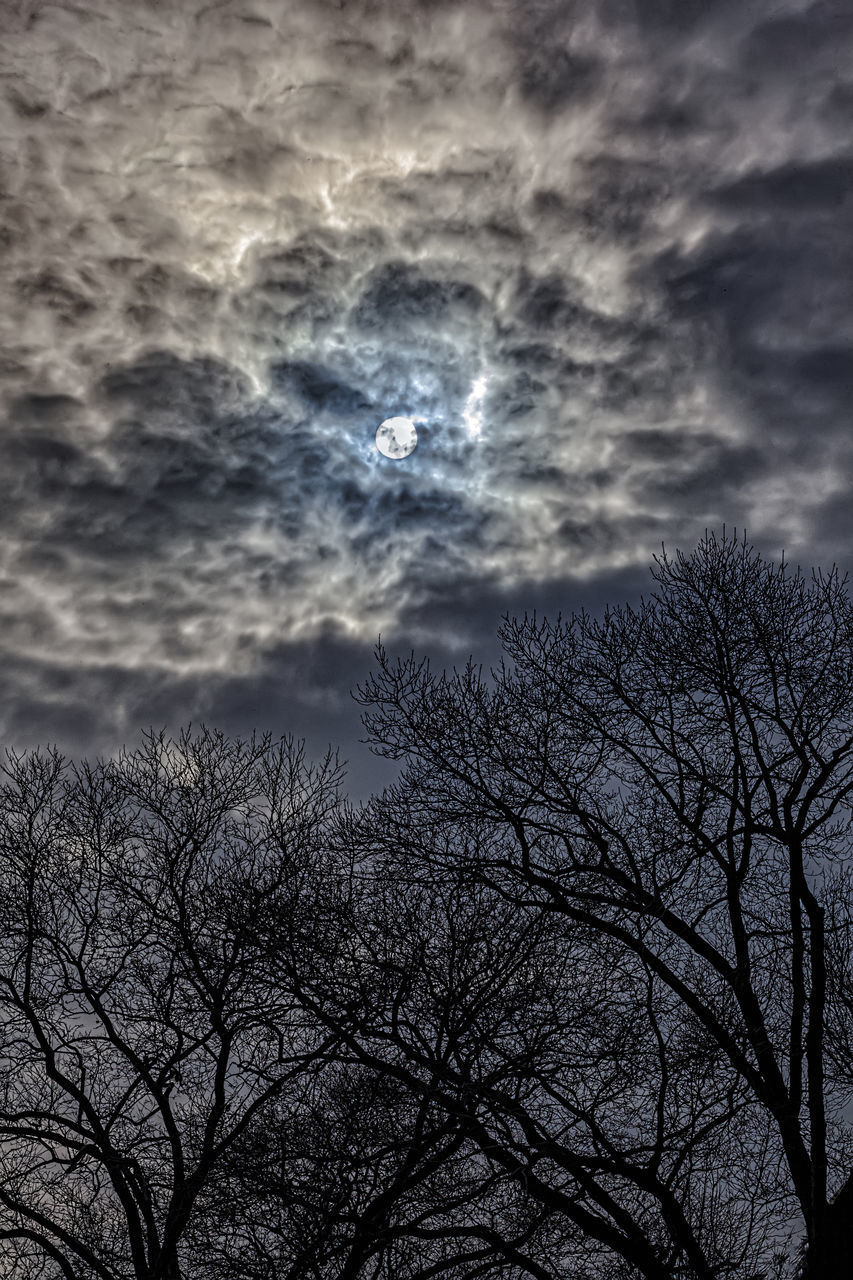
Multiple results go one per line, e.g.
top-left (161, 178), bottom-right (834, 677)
top-left (355, 531), bottom-right (853, 1279)
top-left (1, 532), bottom-right (852, 1279)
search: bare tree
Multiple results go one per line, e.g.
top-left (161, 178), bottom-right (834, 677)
top-left (0, 727), bottom-right (345, 1280)
top-left (200, 1056), bottom-right (540, 1280)
top-left (356, 531), bottom-right (853, 1279)
top-left (295, 804), bottom-right (785, 1280)
top-left (237, 826), bottom-right (572, 1280)
top-left (5, 531), bottom-right (851, 1279)
top-left (0, 727), bottom-right (570, 1280)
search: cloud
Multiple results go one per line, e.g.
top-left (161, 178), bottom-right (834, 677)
top-left (741, 2), bottom-right (853, 71)
top-left (0, 0), bottom-right (851, 780)
top-left (352, 261), bottom-right (487, 332)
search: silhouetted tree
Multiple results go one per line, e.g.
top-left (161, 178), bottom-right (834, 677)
top-left (356, 532), bottom-right (853, 1279)
top-left (292, 804), bottom-right (785, 1280)
top-left (200, 1055), bottom-right (549, 1280)
top-left (4, 531), bottom-right (852, 1280)
top-left (0, 727), bottom-right (556, 1280)
top-left (0, 728), bottom-right (347, 1280)
top-left (268, 851), bottom-right (601, 1280)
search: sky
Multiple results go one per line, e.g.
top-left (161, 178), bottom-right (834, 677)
top-left (1, 0), bottom-right (851, 795)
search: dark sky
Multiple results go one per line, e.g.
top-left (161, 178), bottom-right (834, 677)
top-left (1, 0), bottom-right (851, 794)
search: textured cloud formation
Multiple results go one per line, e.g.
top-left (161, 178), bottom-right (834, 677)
top-left (1, 0), bottom-right (851, 782)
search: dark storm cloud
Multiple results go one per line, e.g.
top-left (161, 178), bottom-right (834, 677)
top-left (270, 361), bottom-right (372, 415)
top-left (658, 145), bottom-right (853, 538)
top-left (4, 354), bottom-right (271, 559)
top-left (0, 0), bottom-right (851, 779)
top-left (711, 156), bottom-right (853, 213)
top-left (608, 0), bottom-right (740, 32)
top-left (518, 47), bottom-right (600, 113)
top-left (353, 261), bottom-right (486, 332)
top-left (741, 2), bottom-right (853, 70)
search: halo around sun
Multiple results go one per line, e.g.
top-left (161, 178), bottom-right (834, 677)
top-left (375, 417), bottom-right (418, 459)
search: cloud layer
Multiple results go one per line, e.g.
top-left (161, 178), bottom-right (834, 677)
top-left (1, 0), bottom-right (851, 781)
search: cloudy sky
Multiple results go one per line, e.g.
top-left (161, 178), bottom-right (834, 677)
top-left (1, 0), bottom-right (851, 792)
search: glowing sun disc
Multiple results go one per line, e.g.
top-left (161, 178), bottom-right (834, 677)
top-left (376, 417), bottom-right (418, 459)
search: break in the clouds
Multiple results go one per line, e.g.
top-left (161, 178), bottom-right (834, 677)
top-left (0, 0), bottom-right (851, 777)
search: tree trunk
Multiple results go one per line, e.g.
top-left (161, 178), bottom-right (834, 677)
top-left (799, 1177), bottom-right (853, 1279)
top-left (151, 1251), bottom-right (183, 1280)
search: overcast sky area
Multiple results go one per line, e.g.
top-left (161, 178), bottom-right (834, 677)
top-left (1, 0), bottom-right (851, 794)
